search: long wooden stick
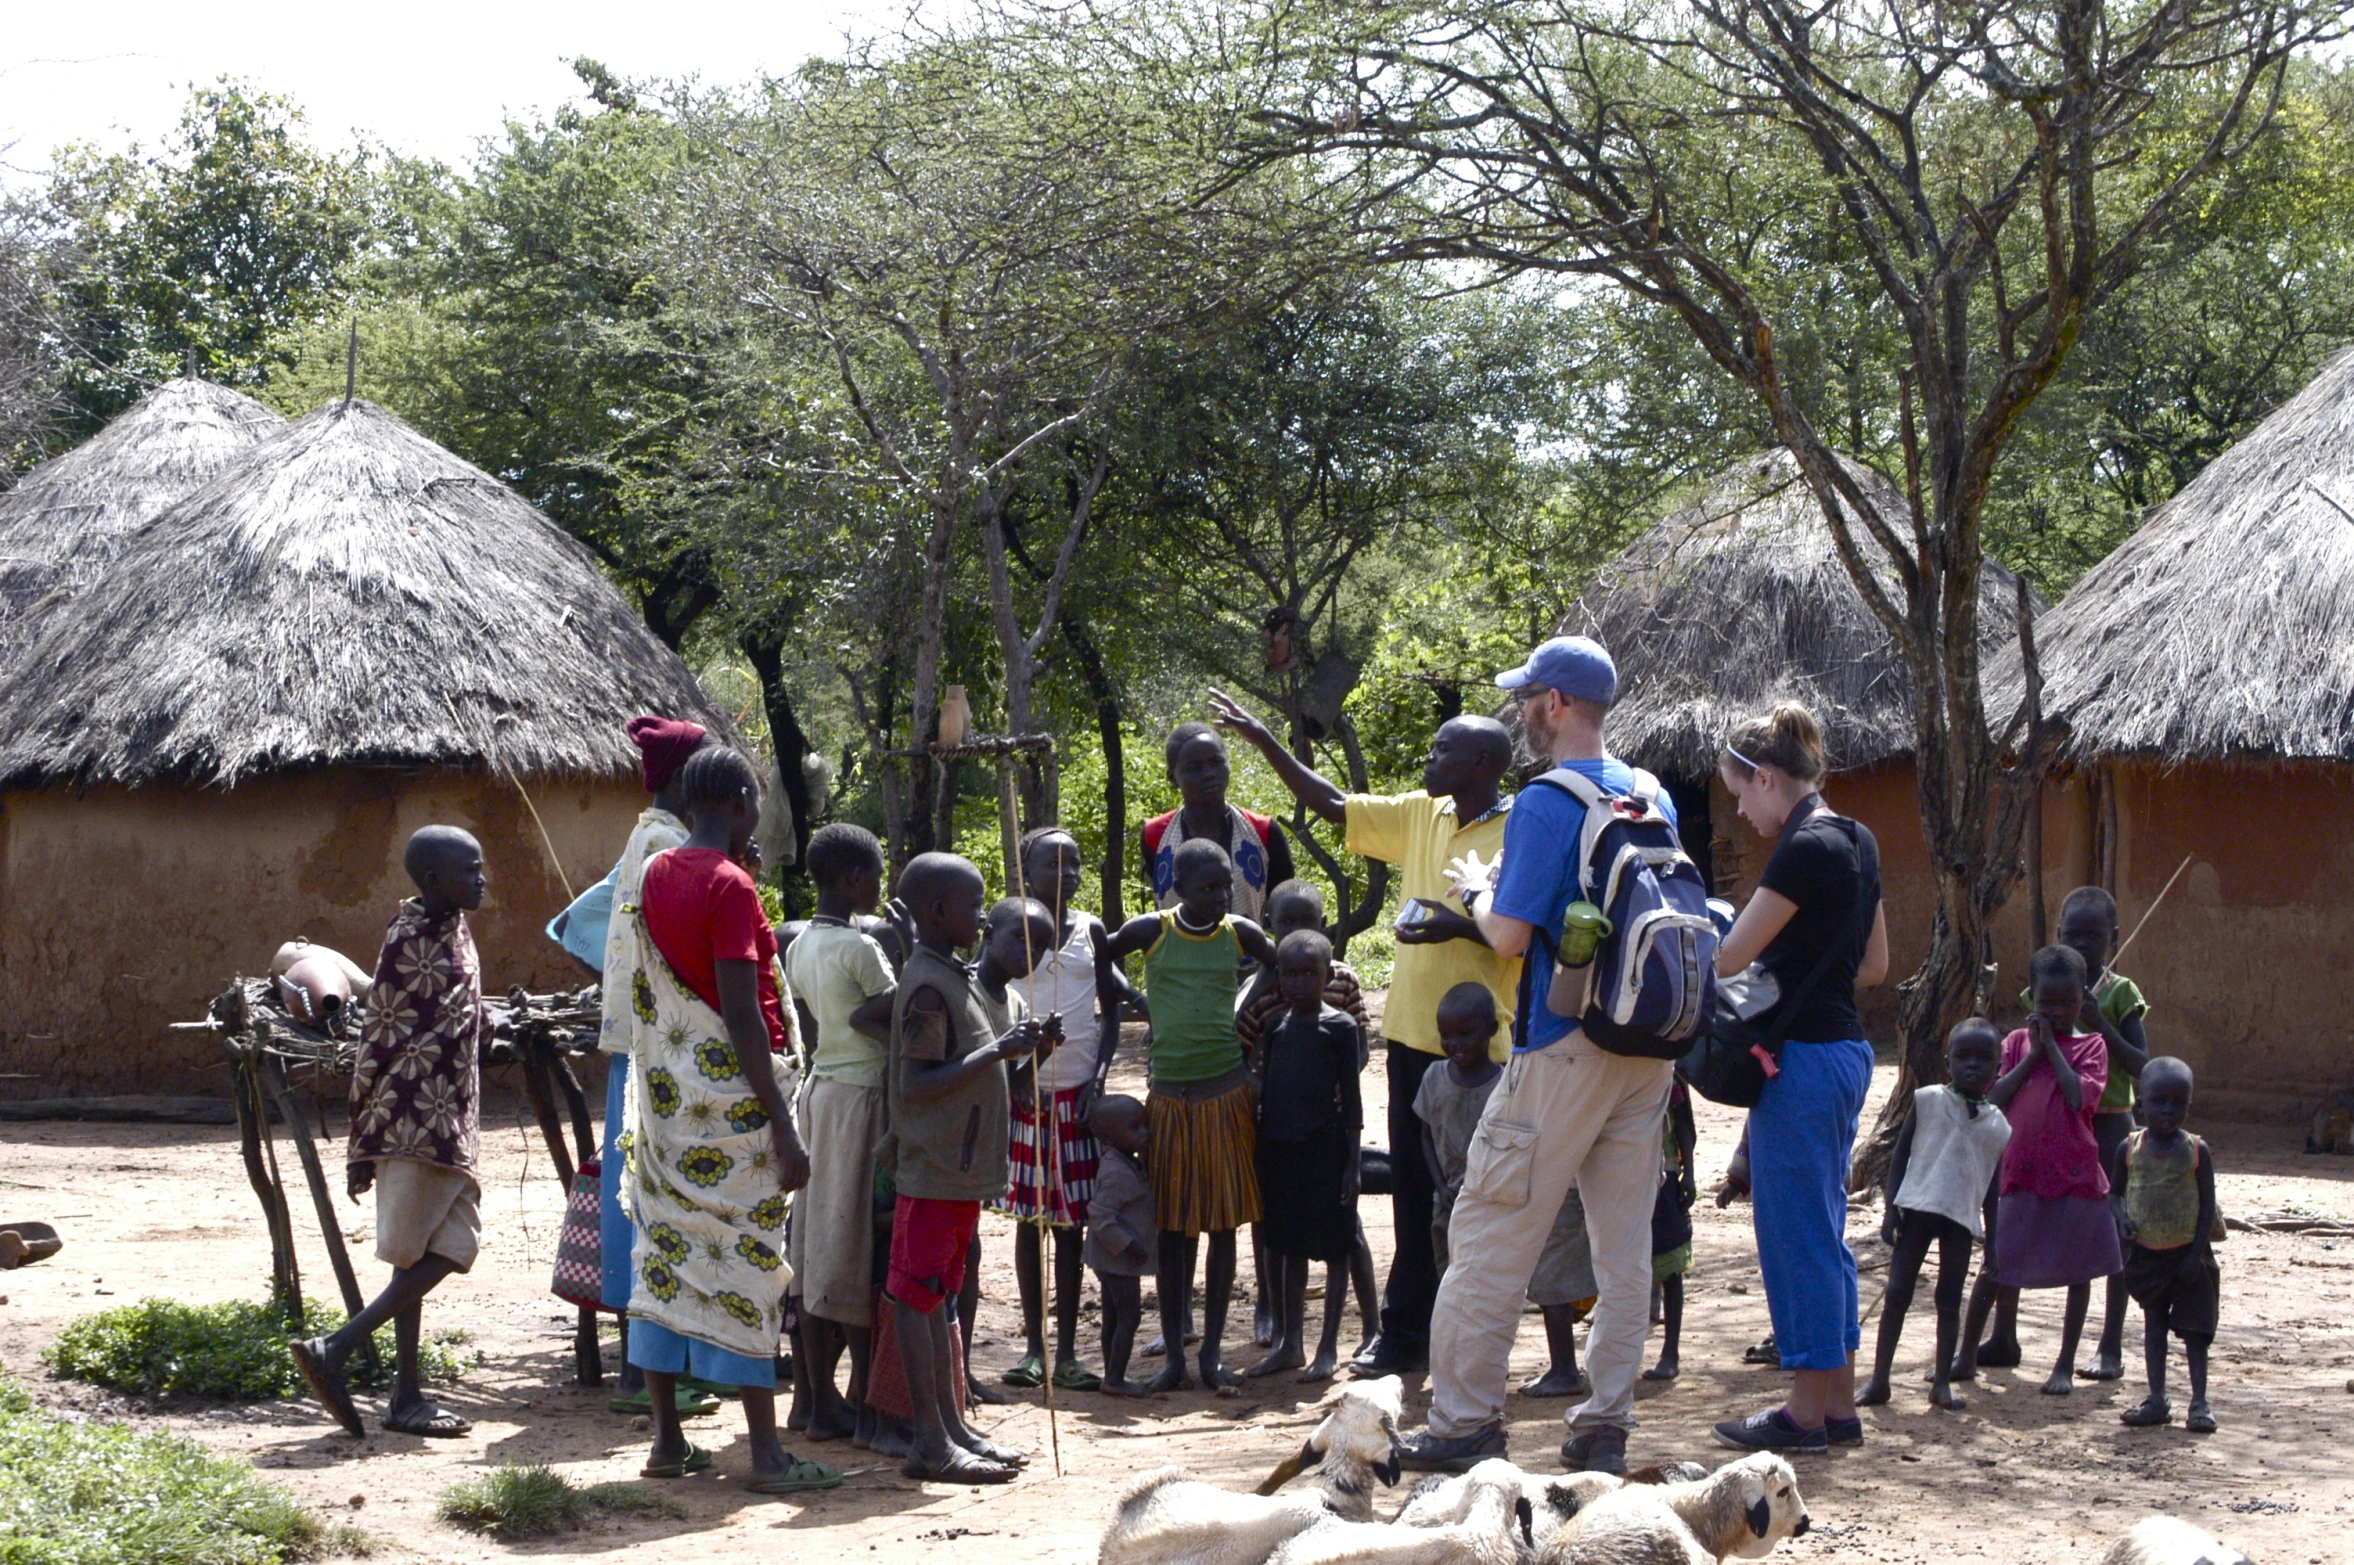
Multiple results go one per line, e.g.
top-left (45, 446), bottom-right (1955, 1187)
top-left (1002, 759), bottom-right (1061, 1477)
top-left (2112, 853), bottom-right (2196, 968)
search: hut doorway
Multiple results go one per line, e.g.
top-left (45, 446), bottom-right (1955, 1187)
top-left (1663, 774), bottom-right (1715, 892)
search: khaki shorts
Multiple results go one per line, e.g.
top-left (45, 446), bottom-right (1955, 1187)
top-left (372, 1157), bottom-right (481, 1272)
top-left (790, 1077), bottom-right (887, 1327)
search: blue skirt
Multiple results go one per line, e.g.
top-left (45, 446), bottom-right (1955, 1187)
top-left (599, 1056), bottom-right (633, 1313)
top-left (624, 1315), bottom-right (777, 1389)
top-left (1748, 1038), bottom-right (1874, 1372)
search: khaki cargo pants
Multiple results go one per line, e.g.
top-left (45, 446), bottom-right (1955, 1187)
top-left (1424, 1033), bottom-right (1671, 1439)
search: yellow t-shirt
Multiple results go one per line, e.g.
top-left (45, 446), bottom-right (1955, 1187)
top-left (1345, 791), bottom-right (1518, 1061)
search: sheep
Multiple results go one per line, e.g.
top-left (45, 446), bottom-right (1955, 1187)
top-left (1398, 1461), bottom-right (1710, 1550)
top-left (1265, 1459), bottom-right (1535, 1565)
top-left (1098, 1377), bottom-right (1407, 1565)
top-left (1543, 1453), bottom-right (1809, 1565)
top-left (2100, 1516), bottom-right (2255, 1565)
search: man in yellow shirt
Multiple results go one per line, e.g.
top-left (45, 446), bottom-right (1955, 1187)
top-left (1208, 690), bottom-right (1518, 1373)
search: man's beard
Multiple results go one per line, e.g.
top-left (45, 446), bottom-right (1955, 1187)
top-left (1522, 700), bottom-right (1555, 756)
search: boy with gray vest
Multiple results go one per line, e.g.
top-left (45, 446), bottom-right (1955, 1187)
top-left (886, 853), bottom-right (1057, 1484)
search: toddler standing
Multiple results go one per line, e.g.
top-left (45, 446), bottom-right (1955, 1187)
top-left (2113, 1057), bottom-right (2220, 1433)
top-left (1085, 1095), bottom-right (1156, 1398)
top-left (1858, 1019), bottom-right (2012, 1411)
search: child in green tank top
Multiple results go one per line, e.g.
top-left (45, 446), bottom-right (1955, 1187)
top-left (1097, 838), bottom-right (1279, 1392)
top-left (2110, 1057), bottom-right (2218, 1434)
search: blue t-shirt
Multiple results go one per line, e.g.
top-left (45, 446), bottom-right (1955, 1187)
top-left (1489, 758), bottom-right (1677, 1052)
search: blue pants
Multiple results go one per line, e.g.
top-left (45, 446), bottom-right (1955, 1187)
top-left (1749, 1038), bottom-right (1873, 1371)
top-left (599, 1055), bottom-right (633, 1313)
top-left (624, 1315), bottom-right (777, 1389)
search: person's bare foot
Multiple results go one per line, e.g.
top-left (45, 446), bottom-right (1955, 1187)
top-left (1855, 1374), bottom-right (1891, 1407)
top-left (1519, 1366), bottom-right (1590, 1398)
top-left (866, 1415), bottom-right (916, 1459)
top-left (1254, 1302), bottom-right (1277, 1349)
top-left (1945, 1353), bottom-right (1978, 1383)
top-left (804, 1402), bottom-right (856, 1442)
top-left (2042, 1368), bottom-right (2075, 1396)
top-left (967, 1374), bottom-right (1008, 1406)
top-left (1297, 1351), bottom-right (1337, 1384)
top-left (905, 1447), bottom-right (1015, 1485)
top-left (1642, 1356), bottom-right (1681, 1383)
top-left (1144, 1361), bottom-right (1191, 1395)
top-left (1099, 1377), bottom-right (1151, 1398)
top-left (2080, 1350), bottom-right (2125, 1381)
top-left (1975, 1337), bottom-right (2022, 1368)
top-left (1246, 1347), bottom-right (1305, 1378)
top-left (1929, 1382), bottom-right (1967, 1411)
top-left (1199, 1355), bottom-right (1244, 1392)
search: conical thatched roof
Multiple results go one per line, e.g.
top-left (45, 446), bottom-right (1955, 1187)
top-left (1561, 449), bottom-right (2034, 779)
top-left (1988, 344), bottom-right (2354, 762)
top-left (0, 378), bottom-right (284, 671)
top-left (0, 398), bottom-right (730, 789)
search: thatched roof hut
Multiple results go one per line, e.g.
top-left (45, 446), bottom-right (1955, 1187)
top-left (0, 398), bottom-right (733, 1095)
top-left (1561, 449), bottom-right (2036, 1043)
top-left (1988, 344), bottom-right (2354, 1117)
top-left (0, 377), bottom-right (283, 673)
top-left (1563, 448), bottom-right (2033, 780)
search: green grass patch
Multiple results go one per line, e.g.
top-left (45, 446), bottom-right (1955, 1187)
top-left (0, 1375), bottom-right (359, 1564)
top-left (42, 1298), bottom-right (476, 1401)
top-left (436, 1464), bottom-right (682, 1538)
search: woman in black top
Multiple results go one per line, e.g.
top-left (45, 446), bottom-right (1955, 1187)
top-left (1708, 702), bottom-right (1890, 1456)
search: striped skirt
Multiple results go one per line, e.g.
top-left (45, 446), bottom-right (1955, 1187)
top-left (1149, 1077), bottom-right (1260, 1237)
top-left (993, 1085), bottom-right (1101, 1228)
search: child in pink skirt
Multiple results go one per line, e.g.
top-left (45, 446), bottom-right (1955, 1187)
top-left (1984, 944), bottom-right (2121, 1396)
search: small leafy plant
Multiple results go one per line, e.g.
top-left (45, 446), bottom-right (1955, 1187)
top-left (436, 1464), bottom-right (683, 1538)
top-left (43, 1297), bottom-right (476, 1400)
top-left (0, 1375), bottom-right (364, 1563)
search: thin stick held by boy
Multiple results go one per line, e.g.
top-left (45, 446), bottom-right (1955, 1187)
top-left (290, 825), bottom-right (487, 1440)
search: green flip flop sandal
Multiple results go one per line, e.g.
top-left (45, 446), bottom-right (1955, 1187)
top-left (640, 1442), bottom-right (713, 1479)
top-left (1052, 1359), bottom-right (1103, 1392)
top-left (610, 1386), bottom-right (723, 1418)
top-left (681, 1375), bottom-right (742, 1400)
top-left (747, 1457), bottom-right (844, 1495)
top-left (1000, 1354), bottom-right (1045, 1388)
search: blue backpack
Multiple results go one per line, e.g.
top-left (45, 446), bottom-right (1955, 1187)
top-left (1523, 766), bottom-right (1720, 1061)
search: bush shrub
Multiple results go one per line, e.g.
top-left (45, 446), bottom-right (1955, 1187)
top-left (42, 1298), bottom-right (475, 1401)
top-left (436, 1464), bottom-right (680, 1538)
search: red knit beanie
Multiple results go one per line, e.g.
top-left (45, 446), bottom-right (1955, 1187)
top-left (627, 715), bottom-right (708, 793)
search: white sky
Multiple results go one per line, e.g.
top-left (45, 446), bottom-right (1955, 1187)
top-left (0, 0), bottom-right (920, 186)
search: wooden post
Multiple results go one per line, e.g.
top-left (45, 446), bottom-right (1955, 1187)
top-left (231, 1047), bottom-right (303, 1320)
top-left (515, 1033), bottom-right (602, 1386)
top-left (259, 1054), bottom-right (380, 1381)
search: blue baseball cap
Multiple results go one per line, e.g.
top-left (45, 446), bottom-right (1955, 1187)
top-left (1494, 635), bottom-right (1618, 704)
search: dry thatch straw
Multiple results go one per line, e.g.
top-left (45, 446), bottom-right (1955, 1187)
top-left (1560, 449), bottom-right (2034, 780)
top-left (0, 397), bottom-right (731, 789)
top-left (0, 377), bottom-right (284, 675)
top-left (1987, 343), bottom-right (2354, 762)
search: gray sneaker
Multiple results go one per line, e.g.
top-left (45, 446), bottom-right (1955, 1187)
top-left (1560, 1425), bottom-right (1627, 1475)
top-left (1396, 1423), bottom-right (1507, 1473)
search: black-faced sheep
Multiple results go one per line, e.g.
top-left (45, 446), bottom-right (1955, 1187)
top-left (2100, 1516), bottom-right (2255, 1565)
top-left (1097, 1377), bottom-right (1407, 1565)
top-left (1542, 1453), bottom-right (1809, 1565)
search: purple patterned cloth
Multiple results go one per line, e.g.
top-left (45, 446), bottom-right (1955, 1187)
top-left (348, 900), bottom-right (483, 1173)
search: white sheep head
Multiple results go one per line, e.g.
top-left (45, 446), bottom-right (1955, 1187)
top-left (1719, 1453), bottom-right (1810, 1558)
top-left (1253, 1375), bottom-right (1406, 1499)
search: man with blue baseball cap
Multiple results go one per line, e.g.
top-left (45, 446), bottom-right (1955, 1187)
top-left (1396, 634), bottom-right (1678, 1478)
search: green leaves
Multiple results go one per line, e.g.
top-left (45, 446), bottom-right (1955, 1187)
top-left (42, 1297), bottom-right (475, 1401)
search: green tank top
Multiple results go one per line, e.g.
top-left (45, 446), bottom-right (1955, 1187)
top-left (2124, 1129), bottom-right (2203, 1251)
top-left (1143, 912), bottom-right (1247, 1085)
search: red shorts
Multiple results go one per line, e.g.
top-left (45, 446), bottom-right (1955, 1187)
top-left (884, 1195), bottom-right (979, 1314)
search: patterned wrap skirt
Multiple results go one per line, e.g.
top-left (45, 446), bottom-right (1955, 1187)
top-left (993, 1084), bottom-right (1101, 1228)
top-left (1148, 1070), bottom-right (1260, 1236)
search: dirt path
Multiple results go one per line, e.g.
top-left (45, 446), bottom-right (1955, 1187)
top-left (3, 1056), bottom-right (2351, 1564)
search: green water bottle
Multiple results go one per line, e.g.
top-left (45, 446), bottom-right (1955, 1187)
top-left (1559, 901), bottom-right (1611, 967)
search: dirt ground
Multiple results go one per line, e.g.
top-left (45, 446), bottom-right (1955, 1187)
top-left (3, 1044), bottom-right (2351, 1565)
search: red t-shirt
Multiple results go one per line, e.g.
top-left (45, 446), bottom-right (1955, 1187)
top-left (640, 847), bottom-right (788, 1053)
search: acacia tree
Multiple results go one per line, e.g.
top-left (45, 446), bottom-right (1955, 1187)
top-left (1215, 0), bottom-right (2347, 1149)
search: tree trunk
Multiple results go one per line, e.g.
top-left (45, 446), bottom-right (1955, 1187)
top-left (1063, 616), bottom-right (1126, 926)
top-left (741, 626), bottom-right (816, 876)
top-left (906, 481), bottom-right (963, 857)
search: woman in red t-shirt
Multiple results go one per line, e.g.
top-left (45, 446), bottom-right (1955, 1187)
top-left (627, 745), bottom-right (837, 1494)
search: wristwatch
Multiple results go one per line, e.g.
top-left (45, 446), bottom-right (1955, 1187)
top-left (1458, 883), bottom-right (1484, 914)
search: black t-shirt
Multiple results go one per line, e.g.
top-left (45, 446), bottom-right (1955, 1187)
top-left (1756, 806), bottom-right (1880, 1044)
top-left (1258, 1006), bottom-right (1364, 1142)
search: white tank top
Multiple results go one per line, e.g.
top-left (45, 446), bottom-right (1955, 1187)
top-left (1012, 917), bottom-right (1102, 1092)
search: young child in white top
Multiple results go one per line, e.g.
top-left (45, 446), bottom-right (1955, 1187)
top-left (1858, 1018), bottom-right (2012, 1412)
